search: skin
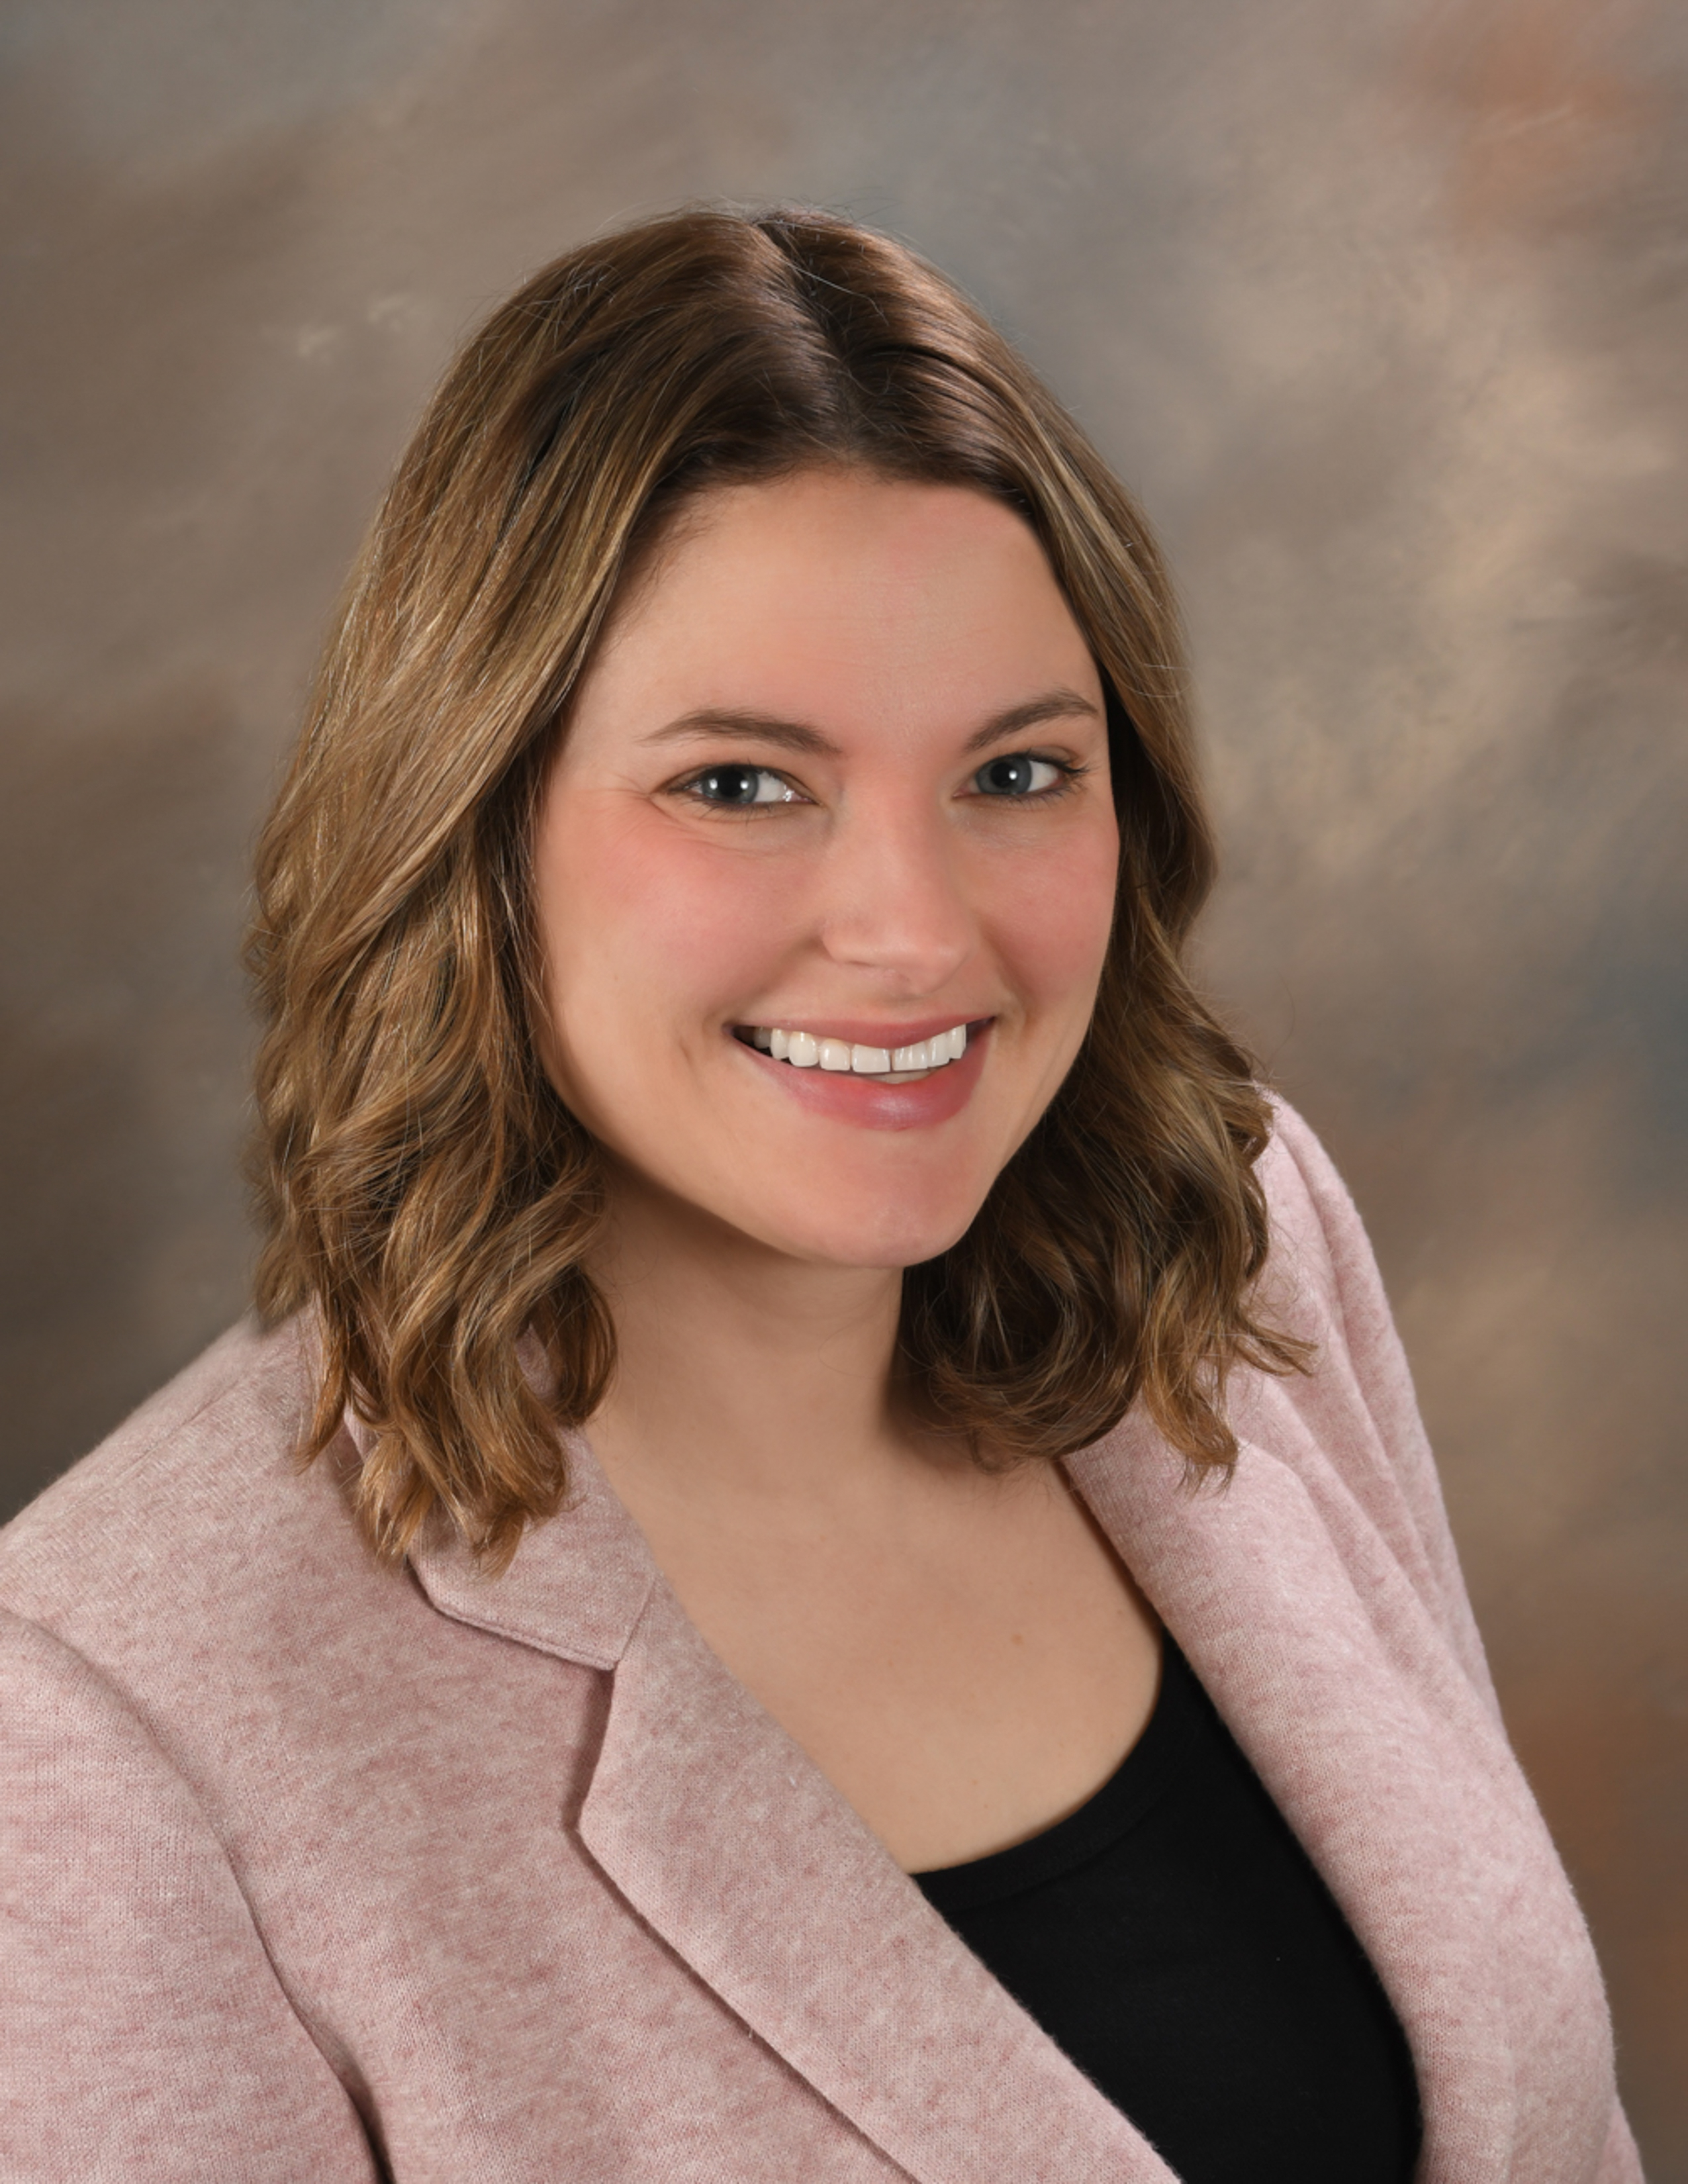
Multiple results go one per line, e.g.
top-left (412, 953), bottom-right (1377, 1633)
top-left (535, 468), bottom-right (1162, 1872)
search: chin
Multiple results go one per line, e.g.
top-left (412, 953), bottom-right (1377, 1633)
top-left (762, 1186), bottom-right (987, 1272)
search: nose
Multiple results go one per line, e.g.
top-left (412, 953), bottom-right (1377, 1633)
top-left (811, 793), bottom-right (977, 996)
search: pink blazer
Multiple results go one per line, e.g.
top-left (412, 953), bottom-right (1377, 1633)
top-left (0, 1105), bottom-right (1640, 2182)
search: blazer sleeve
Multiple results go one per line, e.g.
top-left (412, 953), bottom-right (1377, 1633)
top-left (0, 1610), bottom-right (381, 2184)
top-left (1264, 1100), bottom-right (1503, 1718)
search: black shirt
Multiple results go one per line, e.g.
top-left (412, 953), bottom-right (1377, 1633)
top-left (912, 1638), bottom-right (1421, 2183)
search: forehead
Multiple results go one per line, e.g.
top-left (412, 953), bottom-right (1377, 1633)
top-left (574, 469), bottom-right (1101, 739)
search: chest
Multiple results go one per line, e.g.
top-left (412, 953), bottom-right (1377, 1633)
top-left (372, 1428), bottom-right (1619, 2184)
top-left (614, 1458), bottom-right (1164, 1869)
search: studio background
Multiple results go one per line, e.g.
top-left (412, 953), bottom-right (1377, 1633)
top-left (3, 0), bottom-right (1683, 2167)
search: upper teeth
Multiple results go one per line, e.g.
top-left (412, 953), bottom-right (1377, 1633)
top-left (747, 1023), bottom-right (970, 1075)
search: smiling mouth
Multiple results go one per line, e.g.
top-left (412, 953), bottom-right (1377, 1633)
top-left (733, 1021), bottom-right (972, 1084)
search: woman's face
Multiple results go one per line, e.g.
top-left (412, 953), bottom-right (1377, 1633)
top-left (535, 468), bottom-right (1118, 1270)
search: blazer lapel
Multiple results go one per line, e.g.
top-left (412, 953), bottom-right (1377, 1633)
top-left (579, 1576), bottom-right (1174, 2184)
top-left (1068, 1409), bottom-right (1525, 2184)
top-left (412, 1431), bottom-right (1173, 2184)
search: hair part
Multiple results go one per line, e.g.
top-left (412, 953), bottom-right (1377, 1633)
top-left (248, 203), bottom-right (1305, 1569)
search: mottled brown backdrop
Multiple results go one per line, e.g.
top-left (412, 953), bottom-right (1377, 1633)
top-left (2, 0), bottom-right (1683, 2164)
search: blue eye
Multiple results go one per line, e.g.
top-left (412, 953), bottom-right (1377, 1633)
top-left (686, 765), bottom-right (800, 806)
top-left (972, 753), bottom-right (1065, 797)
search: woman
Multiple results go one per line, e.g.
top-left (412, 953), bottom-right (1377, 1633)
top-left (0, 208), bottom-right (1637, 2182)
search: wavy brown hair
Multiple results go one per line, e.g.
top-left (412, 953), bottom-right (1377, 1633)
top-left (248, 205), bottom-right (1303, 1566)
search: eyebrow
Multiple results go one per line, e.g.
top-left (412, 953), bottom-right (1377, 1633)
top-left (961, 689), bottom-right (1102, 753)
top-left (639, 687), bottom-right (1102, 759)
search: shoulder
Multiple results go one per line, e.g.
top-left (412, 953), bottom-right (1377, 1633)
top-left (0, 1311), bottom-right (616, 1901)
top-left (1250, 1094), bottom-right (1418, 1399)
top-left (1227, 1091), bottom-right (1415, 1484)
top-left (0, 1315), bottom-right (330, 1619)
top-left (0, 1309), bottom-right (610, 1750)
top-left (1244, 1090), bottom-right (1423, 1460)
top-left (0, 1315), bottom-right (423, 1730)
top-left (1252, 1096), bottom-right (1372, 1323)
top-left (1239, 1096), bottom-right (1499, 1703)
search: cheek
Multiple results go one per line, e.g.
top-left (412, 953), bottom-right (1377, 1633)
top-left (539, 797), bottom-right (799, 1041)
top-left (988, 822), bottom-right (1120, 1022)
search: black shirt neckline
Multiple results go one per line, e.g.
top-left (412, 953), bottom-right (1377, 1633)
top-left (913, 1635), bottom-right (1202, 1913)
top-left (907, 1631), bottom-right (1422, 2184)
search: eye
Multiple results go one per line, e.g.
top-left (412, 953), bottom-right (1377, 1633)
top-left (681, 763), bottom-right (806, 807)
top-left (970, 752), bottom-right (1069, 798)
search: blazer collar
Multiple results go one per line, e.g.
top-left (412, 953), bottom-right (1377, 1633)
top-left (404, 1425), bottom-right (657, 1670)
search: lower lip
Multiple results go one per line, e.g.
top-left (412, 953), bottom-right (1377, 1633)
top-left (735, 1024), bottom-right (991, 1131)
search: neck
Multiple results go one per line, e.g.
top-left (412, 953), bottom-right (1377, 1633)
top-left (585, 1166), bottom-right (921, 1515)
